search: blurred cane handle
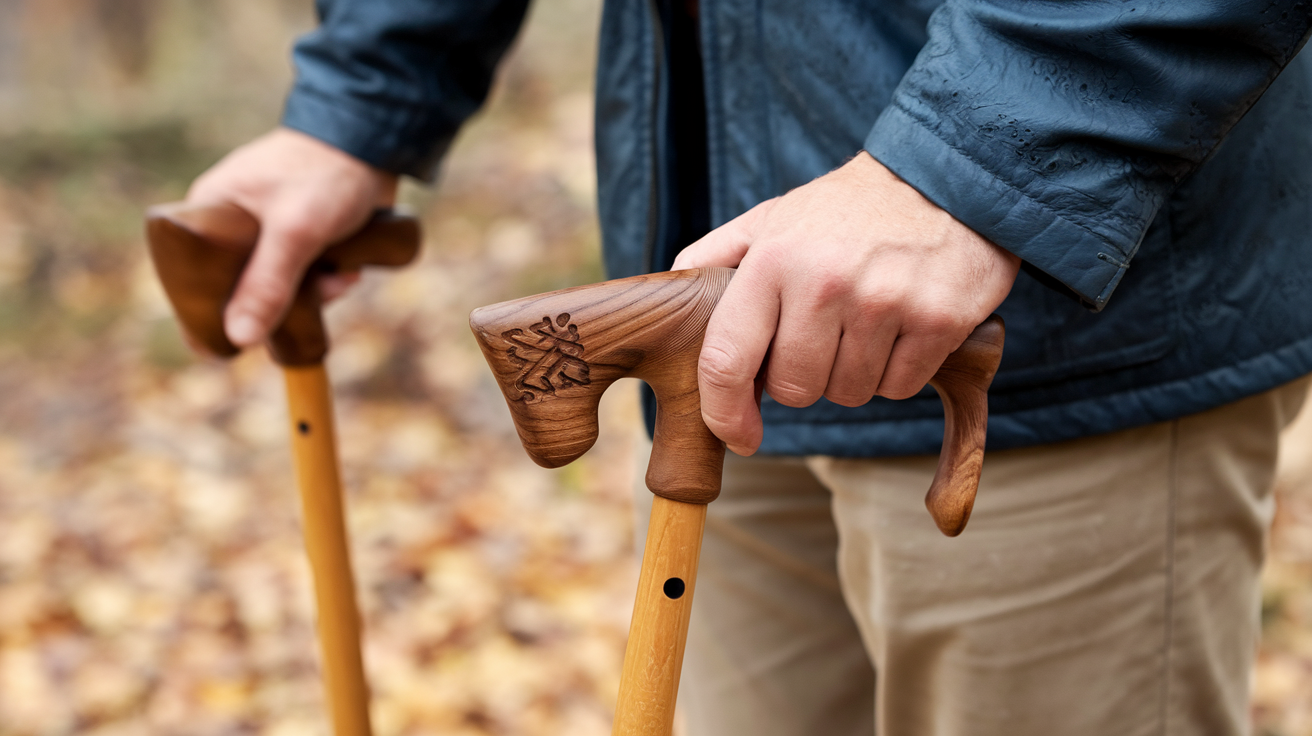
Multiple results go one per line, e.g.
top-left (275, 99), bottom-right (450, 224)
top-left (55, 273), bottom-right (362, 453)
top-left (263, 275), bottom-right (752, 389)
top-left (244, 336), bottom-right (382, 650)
top-left (144, 201), bottom-right (421, 366)
top-left (926, 315), bottom-right (1005, 536)
top-left (469, 268), bottom-right (1005, 533)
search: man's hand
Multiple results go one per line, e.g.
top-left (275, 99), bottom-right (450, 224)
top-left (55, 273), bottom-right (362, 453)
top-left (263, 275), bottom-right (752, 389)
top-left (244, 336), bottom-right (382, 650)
top-left (186, 128), bottom-right (399, 348)
top-left (672, 152), bottom-right (1020, 456)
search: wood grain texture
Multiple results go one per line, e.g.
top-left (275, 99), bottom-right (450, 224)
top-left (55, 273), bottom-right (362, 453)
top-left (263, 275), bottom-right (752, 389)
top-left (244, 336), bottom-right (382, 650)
top-left (145, 201), bottom-right (421, 366)
top-left (926, 315), bottom-right (1006, 536)
top-left (612, 496), bottom-right (706, 736)
top-left (470, 268), bottom-right (734, 504)
top-left (285, 365), bottom-right (372, 736)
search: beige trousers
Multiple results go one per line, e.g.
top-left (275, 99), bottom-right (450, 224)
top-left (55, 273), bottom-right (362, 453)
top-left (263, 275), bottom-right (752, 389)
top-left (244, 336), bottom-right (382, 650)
top-left (634, 379), bottom-right (1308, 736)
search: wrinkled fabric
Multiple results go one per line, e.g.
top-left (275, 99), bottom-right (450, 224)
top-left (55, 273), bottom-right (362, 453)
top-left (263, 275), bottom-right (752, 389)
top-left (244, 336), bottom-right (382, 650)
top-left (285, 0), bottom-right (530, 179)
top-left (284, 0), bottom-right (1312, 458)
top-left (628, 377), bottom-right (1306, 735)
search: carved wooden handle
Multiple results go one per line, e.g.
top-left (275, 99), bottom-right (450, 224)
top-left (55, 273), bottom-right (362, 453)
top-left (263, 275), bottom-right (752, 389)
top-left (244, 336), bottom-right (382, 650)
top-left (145, 201), bottom-right (421, 366)
top-left (471, 268), bottom-right (732, 504)
top-left (470, 268), bottom-right (1006, 531)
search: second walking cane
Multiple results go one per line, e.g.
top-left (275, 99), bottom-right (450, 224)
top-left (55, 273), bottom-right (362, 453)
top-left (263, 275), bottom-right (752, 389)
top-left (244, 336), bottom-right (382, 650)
top-left (146, 202), bottom-right (421, 736)
top-left (470, 267), bottom-right (1005, 735)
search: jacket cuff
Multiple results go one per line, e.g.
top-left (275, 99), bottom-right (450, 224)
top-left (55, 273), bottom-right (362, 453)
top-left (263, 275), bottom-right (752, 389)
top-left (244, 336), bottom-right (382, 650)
top-left (282, 84), bottom-right (455, 182)
top-left (865, 103), bottom-right (1131, 310)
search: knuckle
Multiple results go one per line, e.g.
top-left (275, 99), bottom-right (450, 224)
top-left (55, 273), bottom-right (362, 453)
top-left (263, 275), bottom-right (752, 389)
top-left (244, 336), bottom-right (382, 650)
top-left (237, 277), bottom-right (291, 319)
top-left (803, 267), bottom-right (854, 309)
top-left (814, 277), bottom-right (847, 308)
top-left (741, 240), bottom-right (788, 277)
top-left (909, 307), bottom-right (970, 340)
top-left (764, 376), bottom-right (821, 408)
top-left (855, 288), bottom-right (902, 320)
top-left (698, 343), bottom-right (753, 392)
top-left (271, 218), bottom-right (325, 251)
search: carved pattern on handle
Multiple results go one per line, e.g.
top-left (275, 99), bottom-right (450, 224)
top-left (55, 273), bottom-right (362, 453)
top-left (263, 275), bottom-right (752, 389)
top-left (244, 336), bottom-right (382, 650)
top-left (471, 268), bottom-right (733, 504)
top-left (503, 313), bottom-right (591, 403)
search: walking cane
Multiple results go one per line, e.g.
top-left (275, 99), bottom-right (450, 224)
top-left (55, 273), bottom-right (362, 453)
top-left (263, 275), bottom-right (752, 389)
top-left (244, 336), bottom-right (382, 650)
top-left (146, 202), bottom-right (421, 736)
top-left (470, 267), bottom-right (1005, 735)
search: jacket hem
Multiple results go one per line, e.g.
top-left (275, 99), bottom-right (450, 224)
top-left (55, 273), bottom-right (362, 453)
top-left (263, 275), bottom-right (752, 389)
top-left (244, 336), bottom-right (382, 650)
top-left (754, 334), bottom-right (1312, 458)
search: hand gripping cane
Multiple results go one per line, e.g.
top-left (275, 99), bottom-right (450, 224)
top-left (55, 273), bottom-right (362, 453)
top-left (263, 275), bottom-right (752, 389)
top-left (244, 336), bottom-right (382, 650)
top-left (146, 202), bottom-right (421, 736)
top-left (469, 268), bottom-right (1005, 735)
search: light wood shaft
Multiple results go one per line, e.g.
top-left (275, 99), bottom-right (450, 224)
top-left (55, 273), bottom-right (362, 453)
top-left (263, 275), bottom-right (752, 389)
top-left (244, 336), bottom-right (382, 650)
top-left (613, 496), bottom-right (708, 736)
top-left (284, 365), bottom-right (372, 736)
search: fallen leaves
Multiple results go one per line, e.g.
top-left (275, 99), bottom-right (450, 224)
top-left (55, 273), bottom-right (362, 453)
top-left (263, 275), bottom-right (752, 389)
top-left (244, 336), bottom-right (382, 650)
top-left (2, 1), bottom-right (1312, 735)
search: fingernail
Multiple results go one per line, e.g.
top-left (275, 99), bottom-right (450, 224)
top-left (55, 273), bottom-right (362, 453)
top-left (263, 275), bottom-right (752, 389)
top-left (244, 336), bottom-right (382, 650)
top-left (226, 314), bottom-right (262, 347)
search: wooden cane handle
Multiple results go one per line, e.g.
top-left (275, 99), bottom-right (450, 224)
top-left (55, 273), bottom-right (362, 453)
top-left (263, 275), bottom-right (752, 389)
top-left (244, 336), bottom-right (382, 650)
top-left (926, 315), bottom-right (1005, 536)
top-left (470, 269), bottom-right (1006, 534)
top-left (145, 201), bottom-right (421, 366)
top-left (470, 268), bottom-right (733, 504)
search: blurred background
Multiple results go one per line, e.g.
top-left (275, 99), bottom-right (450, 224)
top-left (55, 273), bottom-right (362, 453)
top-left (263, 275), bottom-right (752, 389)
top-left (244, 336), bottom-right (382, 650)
top-left (0, 1), bottom-right (1309, 734)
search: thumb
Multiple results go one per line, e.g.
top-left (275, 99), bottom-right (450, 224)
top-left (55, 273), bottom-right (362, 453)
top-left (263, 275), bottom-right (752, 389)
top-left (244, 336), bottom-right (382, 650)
top-left (671, 197), bottom-right (777, 270)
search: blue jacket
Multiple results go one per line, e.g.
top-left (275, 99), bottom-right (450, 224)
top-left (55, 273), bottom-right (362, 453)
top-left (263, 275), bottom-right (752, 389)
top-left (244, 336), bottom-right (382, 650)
top-left (285, 0), bottom-right (1312, 457)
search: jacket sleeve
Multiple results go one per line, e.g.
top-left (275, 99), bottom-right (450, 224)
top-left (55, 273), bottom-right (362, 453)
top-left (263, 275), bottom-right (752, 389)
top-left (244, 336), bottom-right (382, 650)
top-left (864, 1), bottom-right (1312, 309)
top-left (281, 0), bottom-right (531, 181)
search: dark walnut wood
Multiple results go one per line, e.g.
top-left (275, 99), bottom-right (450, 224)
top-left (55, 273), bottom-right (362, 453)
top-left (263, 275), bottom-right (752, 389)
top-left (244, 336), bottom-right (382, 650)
top-left (470, 269), bottom-right (1005, 531)
top-left (145, 201), bottom-right (421, 366)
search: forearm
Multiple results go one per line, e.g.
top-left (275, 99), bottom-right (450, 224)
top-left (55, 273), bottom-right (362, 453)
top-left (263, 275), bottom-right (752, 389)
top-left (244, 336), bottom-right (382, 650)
top-left (284, 0), bottom-right (532, 180)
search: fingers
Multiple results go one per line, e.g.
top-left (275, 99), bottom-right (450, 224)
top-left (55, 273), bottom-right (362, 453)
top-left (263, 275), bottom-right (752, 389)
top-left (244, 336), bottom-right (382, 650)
top-left (682, 153), bottom-right (1023, 444)
top-left (824, 317), bottom-right (899, 407)
top-left (697, 264), bottom-right (782, 456)
top-left (183, 128), bottom-right (398, 348)
top-left (760, 286), bottom-right (842, 408)
top-left (672, 198), bottom-right (776, 270)
top-left (877, 320), bottom-right (972, 400)
top-left (222, 214), bottom-right (331, 346)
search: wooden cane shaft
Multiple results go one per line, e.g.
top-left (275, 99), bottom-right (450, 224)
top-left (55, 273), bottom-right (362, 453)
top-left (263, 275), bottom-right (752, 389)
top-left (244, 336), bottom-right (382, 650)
top-left (613, 495), bottom-right (707, 736)
top-left (283, 364), bottom-right (372, 736)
